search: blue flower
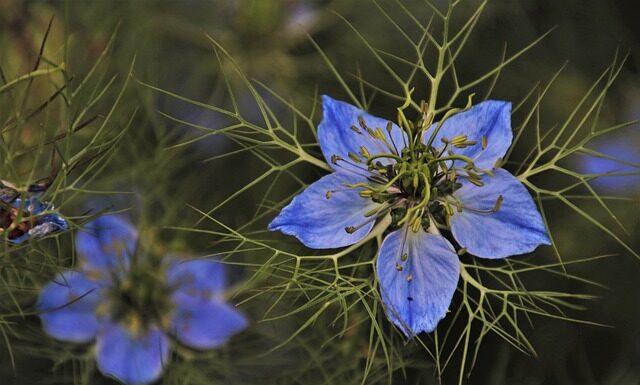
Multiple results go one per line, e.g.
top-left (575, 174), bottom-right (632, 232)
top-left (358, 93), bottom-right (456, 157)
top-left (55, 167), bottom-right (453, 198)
top-left (579, 132), bottom-right (640, 193)
top-left (0, 195), bottom-right (68, 245)
top-left (269, 96), bottom-right (551, 336)
top-left (37, 215), bottom-right (247, 385)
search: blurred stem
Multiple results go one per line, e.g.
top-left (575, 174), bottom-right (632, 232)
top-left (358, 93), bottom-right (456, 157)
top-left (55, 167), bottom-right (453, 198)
top-left (0, 65), bottom-right (65, 94)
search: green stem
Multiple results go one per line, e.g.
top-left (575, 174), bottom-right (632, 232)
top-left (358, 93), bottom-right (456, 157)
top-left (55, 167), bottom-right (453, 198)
top-left (0, 65), bottom-right (65, 95)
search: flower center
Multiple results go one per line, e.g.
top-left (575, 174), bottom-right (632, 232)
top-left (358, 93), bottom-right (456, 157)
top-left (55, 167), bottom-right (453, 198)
top-left (328, 115), bottom-right (499, 234)
top-left (106, 260), bottom-right (174, 332)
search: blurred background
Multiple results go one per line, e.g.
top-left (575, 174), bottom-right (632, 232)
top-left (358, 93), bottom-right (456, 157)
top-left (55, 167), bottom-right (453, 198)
top-left (0, 1), bottom-right (638, 384)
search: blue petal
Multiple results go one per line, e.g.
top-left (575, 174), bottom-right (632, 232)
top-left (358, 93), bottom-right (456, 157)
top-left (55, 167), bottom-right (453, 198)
top-left (424, 100), bottom-right (512, 170)
top-left (6, 198), bottom-right (67, 245)
top-left (318, 95), bottom-right (407, 172)
top-left (579, 134), bottom-right (640, 193)
top-left (166, 257), bottom-right (226, 299)
top-left (269, 171), bottom-right (381, 249)
top-left (37, 271), bottom-right (102, 343)
top-left (451, 168), bottom-right (551, 259)
top-left (0, 180), bottom-right (19, 203)
top-left (96, 323), bottom-right (170, 385)
top-left (28, 213), bottom-right (68, 237)
top-left (377, 228), bottom-right (459, 336)
top-left (76, 215), bottom-right (138, 274)
top-left (7, 233), bottom-right (30, 245)
top-left (11, 197), bottom-right (46, 214)
top-left (170, 292), bottom-right (247, 350)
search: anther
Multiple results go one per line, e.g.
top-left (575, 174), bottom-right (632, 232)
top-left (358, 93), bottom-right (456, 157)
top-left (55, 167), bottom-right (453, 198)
top-left (453, 140), bottom-right (477, 149)
top-left (385, 121), bottom-right (393, 134)
top-left (374, 128), bottom-right (386, 141)
top-left (466, 170), bottom-right (482, 180)
top-left (348, 152), bottom-right (362, 164)
top-left (468, 178), bottom-right (484, 187)
top-left (357, 116), bottom-right (367, 130)
top-left (492, 195), bottom-right (504, 212)
top-left (396, 263), bottom-right (403, 271)
top-left (364, 206), bottom-right (382, 217)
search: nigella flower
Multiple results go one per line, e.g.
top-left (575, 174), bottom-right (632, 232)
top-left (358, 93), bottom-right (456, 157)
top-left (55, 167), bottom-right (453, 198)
top-left (37, 215), bottom-right (247, 385)
top-left (0, 179), bottom-right (68, 244)
top-left (269, 96), bottom-right (551, 336)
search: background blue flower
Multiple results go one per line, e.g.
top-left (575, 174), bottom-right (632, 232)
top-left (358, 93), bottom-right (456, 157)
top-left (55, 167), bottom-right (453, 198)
top-left (579, 131), bottom-right (640, 194)
top-left (2, 197), bottom-right (67, 245)
top-left (37, 215), bottom-right (247, 385)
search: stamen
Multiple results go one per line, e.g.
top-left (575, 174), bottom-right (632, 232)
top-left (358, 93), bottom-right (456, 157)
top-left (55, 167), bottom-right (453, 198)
top-left (344, 204), bottom-right (395, 234)
top-left (493, 195), bottom-right (504, 212)
top-left (447, 134), bottom-right (477, 149)
top-left (366, 175), bottom-right (389, 185)
top-left (348, 152), bottom-right (362, 163)
top-left (453, 141), bottom-right (477, 149)
top-left (325, 187), bottom-right (360, 199)
top-left (467, 178), bottom-right (484, 187)
top-left (357, 116), bottom-right (367, 130)
top-left (447, 195), bottom-right (504, 215)
top-left (365, 153), bottom-right (403, 165)
top-left (330, 155), bottom-right (378, 180)
top-left (386, 121), bottom-right (401, 155)
top-left (352, 115), bottom-right (390, 155)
